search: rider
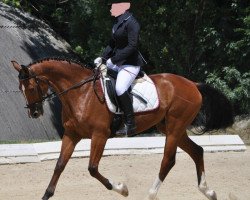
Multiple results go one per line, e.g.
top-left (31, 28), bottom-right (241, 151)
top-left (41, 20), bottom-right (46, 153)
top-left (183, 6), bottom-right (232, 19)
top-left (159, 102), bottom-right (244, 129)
top-left (95, 0), bottom-right (146, 136)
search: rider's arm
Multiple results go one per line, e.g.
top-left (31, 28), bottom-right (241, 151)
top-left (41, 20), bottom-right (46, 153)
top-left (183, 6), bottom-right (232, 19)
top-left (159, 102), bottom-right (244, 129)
top-left (102, 38), bottom-right (116, 61)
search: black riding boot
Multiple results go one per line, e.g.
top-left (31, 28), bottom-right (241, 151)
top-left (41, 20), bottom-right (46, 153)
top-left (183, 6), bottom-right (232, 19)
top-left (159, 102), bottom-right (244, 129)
top-left (117, 91), bottom-right (136, 136)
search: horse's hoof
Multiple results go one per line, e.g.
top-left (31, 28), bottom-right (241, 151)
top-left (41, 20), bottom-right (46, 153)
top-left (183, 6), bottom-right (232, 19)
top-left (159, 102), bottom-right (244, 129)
top-left (146, 189), bottom-right (159, 200)
top-left (119, 182), bottom-right (129, 197)
top-left (111, 181), bottom-right (129, 197)
top-left (199, 187), bottom-right (217, 200)
top-left (42, 189), bottom-right (54, 200)
top-left (207, 190), bottom-right (217, 200)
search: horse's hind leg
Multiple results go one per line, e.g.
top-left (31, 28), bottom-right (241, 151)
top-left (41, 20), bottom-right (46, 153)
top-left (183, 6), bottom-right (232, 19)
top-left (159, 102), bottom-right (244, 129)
top-left (178, 133), bottom-right (217, 200)
top-left (88, 134), bottom-right (129, 197)
top-left (42, 132), bottom-right (80, 200)
top-left (146, 116), bottom-right (185, 200)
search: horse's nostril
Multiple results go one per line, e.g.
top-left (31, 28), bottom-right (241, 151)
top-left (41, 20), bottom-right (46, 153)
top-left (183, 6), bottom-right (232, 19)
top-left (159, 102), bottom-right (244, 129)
top-left (32, 111), bottom-right (39, 118)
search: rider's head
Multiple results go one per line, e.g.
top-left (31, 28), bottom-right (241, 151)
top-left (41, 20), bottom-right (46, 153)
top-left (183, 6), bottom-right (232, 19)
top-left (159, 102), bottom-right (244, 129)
top-left (107, 1), bottom-right (131, 17)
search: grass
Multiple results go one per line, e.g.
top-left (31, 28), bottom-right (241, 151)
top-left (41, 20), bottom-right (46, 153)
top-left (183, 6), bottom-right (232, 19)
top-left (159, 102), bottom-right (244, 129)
top-left (0, 139), bottom-right (60, 144)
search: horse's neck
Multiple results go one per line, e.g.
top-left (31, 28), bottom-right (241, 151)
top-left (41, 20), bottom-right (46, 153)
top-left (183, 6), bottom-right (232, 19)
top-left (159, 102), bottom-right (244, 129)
top-left (32, 61), bottom-right (92, 93)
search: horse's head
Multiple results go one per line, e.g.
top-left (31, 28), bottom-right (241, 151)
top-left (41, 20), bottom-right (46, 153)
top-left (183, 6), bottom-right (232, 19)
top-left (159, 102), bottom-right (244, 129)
top-left (11, 61), bottom-right (49, 118)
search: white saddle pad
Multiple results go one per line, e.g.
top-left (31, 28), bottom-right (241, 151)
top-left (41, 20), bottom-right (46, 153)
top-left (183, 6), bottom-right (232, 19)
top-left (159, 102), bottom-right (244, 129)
top-left (99, 64), bottom-right (159, 114)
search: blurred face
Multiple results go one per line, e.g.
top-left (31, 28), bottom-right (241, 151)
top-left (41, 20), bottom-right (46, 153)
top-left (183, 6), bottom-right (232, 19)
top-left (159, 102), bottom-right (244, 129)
top-left (110, 2), bottom-right (131, 17)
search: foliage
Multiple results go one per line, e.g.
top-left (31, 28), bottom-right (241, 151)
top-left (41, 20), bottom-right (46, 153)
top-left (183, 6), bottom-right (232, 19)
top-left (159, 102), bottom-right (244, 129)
top-left (2, 0), bottom-right (250, 114)
top-left (206, 67), bottom-right (250, 114)
top-left (2, 0), bottom-right (20, 8)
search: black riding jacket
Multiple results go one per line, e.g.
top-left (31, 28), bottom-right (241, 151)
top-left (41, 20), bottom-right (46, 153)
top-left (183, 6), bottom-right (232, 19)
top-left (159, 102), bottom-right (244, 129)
top-left (102, 11), bottom-right (146, 66)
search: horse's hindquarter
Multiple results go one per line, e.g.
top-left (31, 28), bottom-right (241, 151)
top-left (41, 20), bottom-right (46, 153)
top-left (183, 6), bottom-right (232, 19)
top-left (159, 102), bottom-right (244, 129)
top-left (148, 73), bottom-right (202, 124)
top-left (149, 74), bottom-right (175, 109)
top-left (150, 73), bottom-right (201, 105)
top-left (134, 74), bottom-right (173, 133)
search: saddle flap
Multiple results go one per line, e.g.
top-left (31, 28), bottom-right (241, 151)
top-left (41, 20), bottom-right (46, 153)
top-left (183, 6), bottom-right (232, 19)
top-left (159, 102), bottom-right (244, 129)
top-left (106, 78), bottom-right (119, 107)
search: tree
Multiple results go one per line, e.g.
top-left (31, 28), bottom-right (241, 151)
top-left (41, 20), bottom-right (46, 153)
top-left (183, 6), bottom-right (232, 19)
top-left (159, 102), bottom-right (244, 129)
top-left (3, 0), bottom-right (249, 114)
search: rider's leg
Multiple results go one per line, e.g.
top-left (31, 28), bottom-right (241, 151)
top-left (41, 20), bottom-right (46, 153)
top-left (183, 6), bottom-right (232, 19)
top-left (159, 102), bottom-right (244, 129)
top-left (117, 91), bottom-right (136, 135)
top-left (116, 65), bottom-right (140, 136)
top-left (116, 65), bottom-right (140, 96)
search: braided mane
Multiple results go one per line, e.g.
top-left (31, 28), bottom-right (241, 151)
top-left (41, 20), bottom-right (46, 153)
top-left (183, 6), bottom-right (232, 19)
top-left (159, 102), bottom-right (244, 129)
top-left (27, 57), bottom-right (91, 69)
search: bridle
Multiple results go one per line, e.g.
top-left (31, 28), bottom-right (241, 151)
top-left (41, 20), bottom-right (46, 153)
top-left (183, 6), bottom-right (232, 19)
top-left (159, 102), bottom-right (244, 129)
top-left (19, 67), bottom-right (103, 110)
top-left (19, 72), bottom-right (45, 109)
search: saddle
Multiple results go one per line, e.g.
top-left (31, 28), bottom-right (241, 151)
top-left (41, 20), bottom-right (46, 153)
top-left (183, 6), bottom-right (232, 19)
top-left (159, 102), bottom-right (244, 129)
top-left (99, 64), bottom-right (159, 114)
top-left (105, 68), bottom-right (146, 112)
top-left (98, 64), bottom-right (159, 136)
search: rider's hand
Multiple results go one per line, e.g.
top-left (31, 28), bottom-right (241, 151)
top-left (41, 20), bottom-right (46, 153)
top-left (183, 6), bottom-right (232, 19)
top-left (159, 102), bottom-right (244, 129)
top-left (94, 57), bottom-right (102, 67)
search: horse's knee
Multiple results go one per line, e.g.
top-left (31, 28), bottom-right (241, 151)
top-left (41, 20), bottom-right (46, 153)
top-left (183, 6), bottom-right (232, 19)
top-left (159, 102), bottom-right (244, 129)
top-left (88, 165), bottom-right (98, 177)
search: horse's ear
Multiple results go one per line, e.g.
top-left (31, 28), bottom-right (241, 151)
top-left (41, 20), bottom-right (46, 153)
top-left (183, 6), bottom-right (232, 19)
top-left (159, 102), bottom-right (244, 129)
top-left (11, 60), bottom-right (21, 72)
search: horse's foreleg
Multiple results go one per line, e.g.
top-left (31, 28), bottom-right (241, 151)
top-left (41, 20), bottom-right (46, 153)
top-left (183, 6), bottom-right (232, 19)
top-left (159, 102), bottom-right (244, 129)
top-left (178, 133), bottom-right (217, 200)
top-left (88, 135), bottom-right (129, 197)
top-left (147, 134), bottom-right (178, 200)
top-left (42, 133), bottom-right (80, 200)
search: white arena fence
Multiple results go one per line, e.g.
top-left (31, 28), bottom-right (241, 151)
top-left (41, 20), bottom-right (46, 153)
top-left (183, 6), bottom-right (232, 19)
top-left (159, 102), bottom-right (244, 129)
top-left (0, 135), bottom-right (246, 164)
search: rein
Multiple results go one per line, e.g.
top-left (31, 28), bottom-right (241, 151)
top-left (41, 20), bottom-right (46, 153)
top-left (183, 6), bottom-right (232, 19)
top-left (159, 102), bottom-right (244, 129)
top-left (21, 68), bottom-right (103, 109)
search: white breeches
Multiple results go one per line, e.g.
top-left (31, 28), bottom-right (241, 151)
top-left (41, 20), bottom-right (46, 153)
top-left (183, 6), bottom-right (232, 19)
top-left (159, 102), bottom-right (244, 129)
top-left (107, 64), bottom-right (140, 96)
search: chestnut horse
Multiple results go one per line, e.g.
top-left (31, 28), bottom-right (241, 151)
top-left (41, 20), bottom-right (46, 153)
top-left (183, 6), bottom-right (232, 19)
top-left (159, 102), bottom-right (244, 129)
top-left (11, 58), bottom-right (233, 200)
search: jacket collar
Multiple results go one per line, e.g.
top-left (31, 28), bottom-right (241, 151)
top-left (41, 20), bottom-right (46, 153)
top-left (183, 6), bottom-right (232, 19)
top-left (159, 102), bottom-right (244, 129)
top-left (117, 10), bottom-right (132, 22)
top-left (112, 11), bottom-right (132, 33)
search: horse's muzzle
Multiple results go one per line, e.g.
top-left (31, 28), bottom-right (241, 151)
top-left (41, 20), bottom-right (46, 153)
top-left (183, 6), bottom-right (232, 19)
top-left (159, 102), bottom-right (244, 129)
top-left (31, 110), bottom-right (40, 118)
top-left (29, 104), bottom-right (44, 118)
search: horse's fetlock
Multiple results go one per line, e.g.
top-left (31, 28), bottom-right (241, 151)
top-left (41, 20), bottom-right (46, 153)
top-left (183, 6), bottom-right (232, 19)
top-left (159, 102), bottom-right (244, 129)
top-left (42, 189), bottom-right (54, 200)
top-left (106, 179), bottom-right (113, 190)
top-left (46, 189), bottom-right (54, 196)
top-left (88, 165), bottom-right (98, 177)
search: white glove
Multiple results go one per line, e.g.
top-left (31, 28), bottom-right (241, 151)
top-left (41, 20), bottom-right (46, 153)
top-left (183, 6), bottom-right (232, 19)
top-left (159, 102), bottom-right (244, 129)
top-left (94, 57), bottom-right (102, 67)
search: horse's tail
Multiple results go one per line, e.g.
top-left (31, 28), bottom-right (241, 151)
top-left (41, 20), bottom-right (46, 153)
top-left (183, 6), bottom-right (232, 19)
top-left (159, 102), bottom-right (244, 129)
top-left (192, 83), bottom-right (234, 132)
